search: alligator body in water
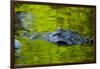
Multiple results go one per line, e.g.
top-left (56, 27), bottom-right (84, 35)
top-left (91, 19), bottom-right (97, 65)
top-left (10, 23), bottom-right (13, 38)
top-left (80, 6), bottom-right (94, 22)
top-left (15, 30), bottom-right (91, 50)
top-left (19, 29), bottom-right (93, 46)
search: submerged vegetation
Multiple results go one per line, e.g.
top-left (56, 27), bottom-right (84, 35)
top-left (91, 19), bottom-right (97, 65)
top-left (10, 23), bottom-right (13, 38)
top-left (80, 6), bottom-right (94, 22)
top-left (15, 3), bottom-right (95, 65)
